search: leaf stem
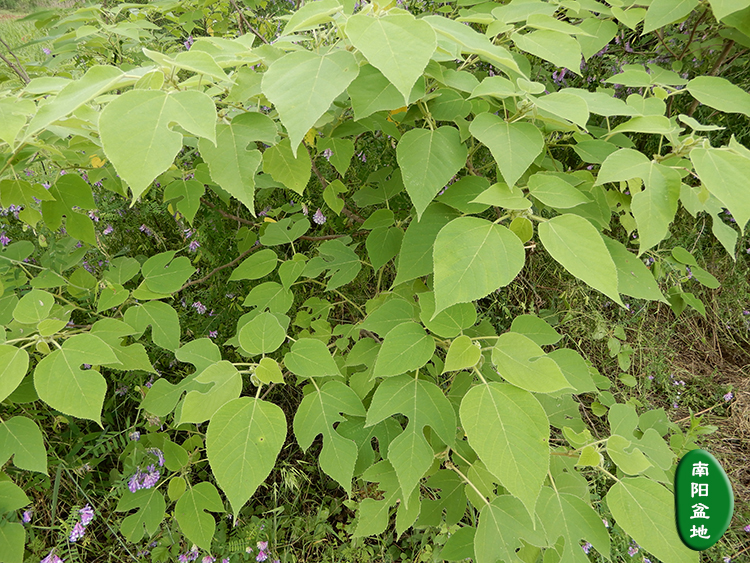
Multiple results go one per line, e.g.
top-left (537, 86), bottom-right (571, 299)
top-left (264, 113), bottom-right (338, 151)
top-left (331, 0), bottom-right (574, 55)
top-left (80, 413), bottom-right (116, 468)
top-left (445, 460), bottom-right (490, 506)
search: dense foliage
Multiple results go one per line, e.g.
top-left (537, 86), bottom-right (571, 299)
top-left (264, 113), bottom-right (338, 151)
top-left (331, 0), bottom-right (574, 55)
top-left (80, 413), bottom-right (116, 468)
top-left (0, 0), bottom-right (749, 561)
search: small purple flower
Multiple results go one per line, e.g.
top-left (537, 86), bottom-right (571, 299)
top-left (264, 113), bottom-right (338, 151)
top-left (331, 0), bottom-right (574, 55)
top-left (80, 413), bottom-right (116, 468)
top-left (256, 552), bottom-right (267, 562)
top-left (628, 545), bottom-right (639, 556)
top-left (147, 448), bottom-right (165, 467)
top-left (0, 232), bottom-right (10, 247)
top-left (128, 470), bottom-right (143, 493)
top-left (301, 203), bottom-right (309, 215)
top-left (42, 182), bottom-right (51, 189)
top-left (70, 521), bottom-right (86, 542)
top-left (744, 524), bottom-right (750, 532)
top-left (141, 468), bottom-right (159, 489)
top-left (202, 557), bottom-right (216, 563)
top-left (313, 209), bottom-right (326, 225)
top-left (41, 551), bottom-right (63, 563)
top-left (648, 375), bottom-right (654, 380)
top-left (22, 510), bottom-right (32, 523)
top-left (188, 546), bottom-right (199, 561)
top-left (24, 168), bottom-right (33, 176)
top-left (724, 392), bottom-right (733, 402)
top-left (116, 385), bottom-right (129, 396)
top-left (43, 47), bottom-right (52, 55)
top-left (322, 148), bottom-right (333, 161)
top-left (179, 555), bottom-right (189, 563)
top-left (185, 35), bottom-right (194, 50)
top-left (88, 210), bottom-right (99, 222)
top-left (184, 228), bottom-right (193, 239)
top-left (189, 240), bottom-right (200, 252)
top-left (129, 431), bottom-right (140, 441)
top-left (209, 330), bottom-right (218, 338)
top-left (357, 151), bottom-right (366, 163)
top-left (193, 301), bottom-right (207, 315)
top-left (79, 504), bottom-right (94, 526)
top-left (582, 542), bottom-right (592, 554)
top-left (723, 558), bottom-right (731, 563)
top-left (257, 542), bottom-right (268, 551)
top-left (222, 560), bottom-right (230, 563)
top-left (673, 402), bottom-right (679, 409)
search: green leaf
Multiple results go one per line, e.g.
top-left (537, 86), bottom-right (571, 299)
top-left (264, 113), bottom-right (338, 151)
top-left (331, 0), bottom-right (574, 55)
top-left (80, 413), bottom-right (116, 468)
top-left (417, 469), bottom-right (469, 528)
top-left (0, 416), bottom-right (47, 474)
top-left (33, 334), bottom-right (119, 425)
top-left (124, 301), bottom-right (181, 351)
top-left (175, 361), bottom-right (242, 425)
top-left (260, 216), bottom-right (310, 246)
top-left (294, 380), bottom-right (365, 495)
top-left (243, 282), bottom-right (293, 313)
top-left (424, 14), bottom-right (520, 73)
top-left (509, 314), bottom-right (562, 346)
top-left (284, 338), bottom-right (342, 378)
top-left (302, 237), bottom-right (361, 290)
top-left (0, 480), bottom-right (30, 513)
top-left (443, 335), bottom-right (481, 373)
top-left (104, 256), bottom-right (141, 285)
top-left (278, 255), bottom-right (308, 291)
top-left (229, 249), bottom-right (278, 281)
top-left (643, 0), bottom-right (699, 33)
top-left (0, 346), bottom-right (29, 403)
top-left (359, 298), bottom-right (416, 338)
top-left (536, 486), bottom-right (611, 561)
top-left (13, 289), bottom-right (55, 325)
top-left (603, 236), bottom-right (667, 303)
top-left (461, 383), bottom-right (549, 522)
top-left (163, 179), bottom-right (205, 225)
top-left (347, 64), bottom-right (425, 121)
top-left (691, 147), bottom-right (750, 233)
top-left (262, 138), bottom-right (311, 195)
top-left (373, 321), bottom-right (435, 378)
top-left (0, 98), bottom-right (34, 149)
top-left (366, 227), bottom-right (403, 271)
top-left (115, 488), bottom-right (166, 543)
top-left (511, 30), bottom-right (582, 73)
top-left (100, 90), bottom-right (216, 202)
top-left (686, 76), bottom-right (750, 118)
top-left (323, 178), bottom-right (347, 216)
top-left (547, 348), bottom-right (597, 394)
top-left (365, 375), bottom-right (456, 508)
top-left (474, 494), bottom-right (546, 563)
top-left (346, 13), bottom-right (437, 105)
top-left (533, 92), bottom-right (590, 129)
top-left (90, 318), bottom-right (156, 373)
top-left (709, 0), bottom-right (750, 20)
top-left (491, 332), bottom-right (571, 393)
top-left (174, 482), bottom-right (224, 552)
top-left (469, 113), bottom-right (544, 188)
top-left (254, 357), bottom-right (284, 385)
top-left (632, 163), bottom-right (681, 253)
top-left (607, 477), bottom-right (698, 563)
top-left (25, 65), bottom-right (124, 140)
top-left (471, 182), bottom-right (532, 209)
top-left (0, 520), bottom-right (25, 563)
top-left (538, 214), bottom-right (623, 306)
top-left (397, 126), bottom-right (468, 220)
top-left (418, 291), bottom-right (477, 339)
top-left (527, 173), bottom-right (591, 209)
top-left (237, 312), bottom-right (286, 356)
top-left (262, 50), bottom-right (359, 157)
top-left (577, 18), bottom-right (618, 60)
top-left (392, 203), bottom-right (459, 287)
top-left (433, 216), bottom-right (525, 317)
top-left (207, 397), bottom-right (287, 517)
top-left (283, 0), bottom-right (342, 34)
top-left (141, 251), bottom-right (196, 294)
top-left (199, 112), bottom-right (276, 216)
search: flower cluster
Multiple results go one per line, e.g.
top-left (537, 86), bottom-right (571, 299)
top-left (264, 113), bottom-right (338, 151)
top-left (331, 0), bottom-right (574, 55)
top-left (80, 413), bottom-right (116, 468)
top-left (69, 504), bottom-right (95, 542)
top-left (322, 148), bottom-right (333, 161)
top-left (189, 240), bottom-right (200, 252)
top-left (128, 465), bottom-right (160, 493)
top-left (193, 301), bottom-right (207, 315)
top-left (41, 551), bottom-right (63, 563)
top-left (139, 224), bottom-right (154, 237)
top-left (312, 209), bottom-right (326, 225)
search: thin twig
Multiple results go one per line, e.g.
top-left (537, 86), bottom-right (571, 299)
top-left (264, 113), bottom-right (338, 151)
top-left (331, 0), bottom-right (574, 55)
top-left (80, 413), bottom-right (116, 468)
top-left (655, 29), bottom-right (679, 59)
top-left (200, 197), bottom-right (257, 226)
top-left (677, 9), bottom-right (708, 61)
top-left (686, 39), bottom-right (735, 117)
top-left (228, 0), bottom-right (269, 44)
top-left (179, 244), bottom-right (260, 291)
top-left (0, 35), bottom-right (30, 84)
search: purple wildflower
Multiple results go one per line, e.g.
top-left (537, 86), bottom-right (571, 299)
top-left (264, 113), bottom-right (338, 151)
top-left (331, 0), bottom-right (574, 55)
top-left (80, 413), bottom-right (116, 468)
top-left (246, 547), bottom-right (253, 554)
top-left (42, 182), bottom-right (51, 189)
top-left (141, 468), bottom-right (159, 489)
top-left (257, 542), bottom-right (268, 551)
top-left (79, 504), bottom-right (94, 526)
top-left (88, 210), bottom-right (99, 222)
top-left (179, 555), bottom-right (189, 563)
top-left (128, 470), bottom-right (143, 493)
top-left (256, 552), bottom-right (267, 562)
top-left (147, 448), bottom-right (165, 467)
top-left (724, 392), bottom-right (733, 402)
top-left (582, 542), bottom-right (592, 554)
top-left (628, 546), bottom-right (639, 556)
top-left (209, 330), bottom-right (218, 338)
top-left (188, 546), bottom-right (199, 561)
top-left (744, 524), bottom-right (750, 532)
top-left (189, 240), bottom-right (200, 252)
top-left (313, 209), bottom-right (326, 225)
top-left (41, 551), bottom-right (63, 563)
top-left (0, 232), bottom-right (10, 247)
top-left (115, 385), bottom-right (129, 396)
top-left (129, 431), bottom-right (140, 441)
top-left (202, 557), bottom-right (216, 563)
top-left (357, 151), bottom-right (366, 162)
top-left (70, 521), bottom-right (86, 542)
top-left (301, 203), bottom-right (309, 215)
top-left (185, 36), bottom-right (194, 50)
top-left (322, 148), bottom-right (333, 161)
top-left (193, 301), bottom-right (207, 315)
top-left (22, 510), bottom-right (32, 523)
